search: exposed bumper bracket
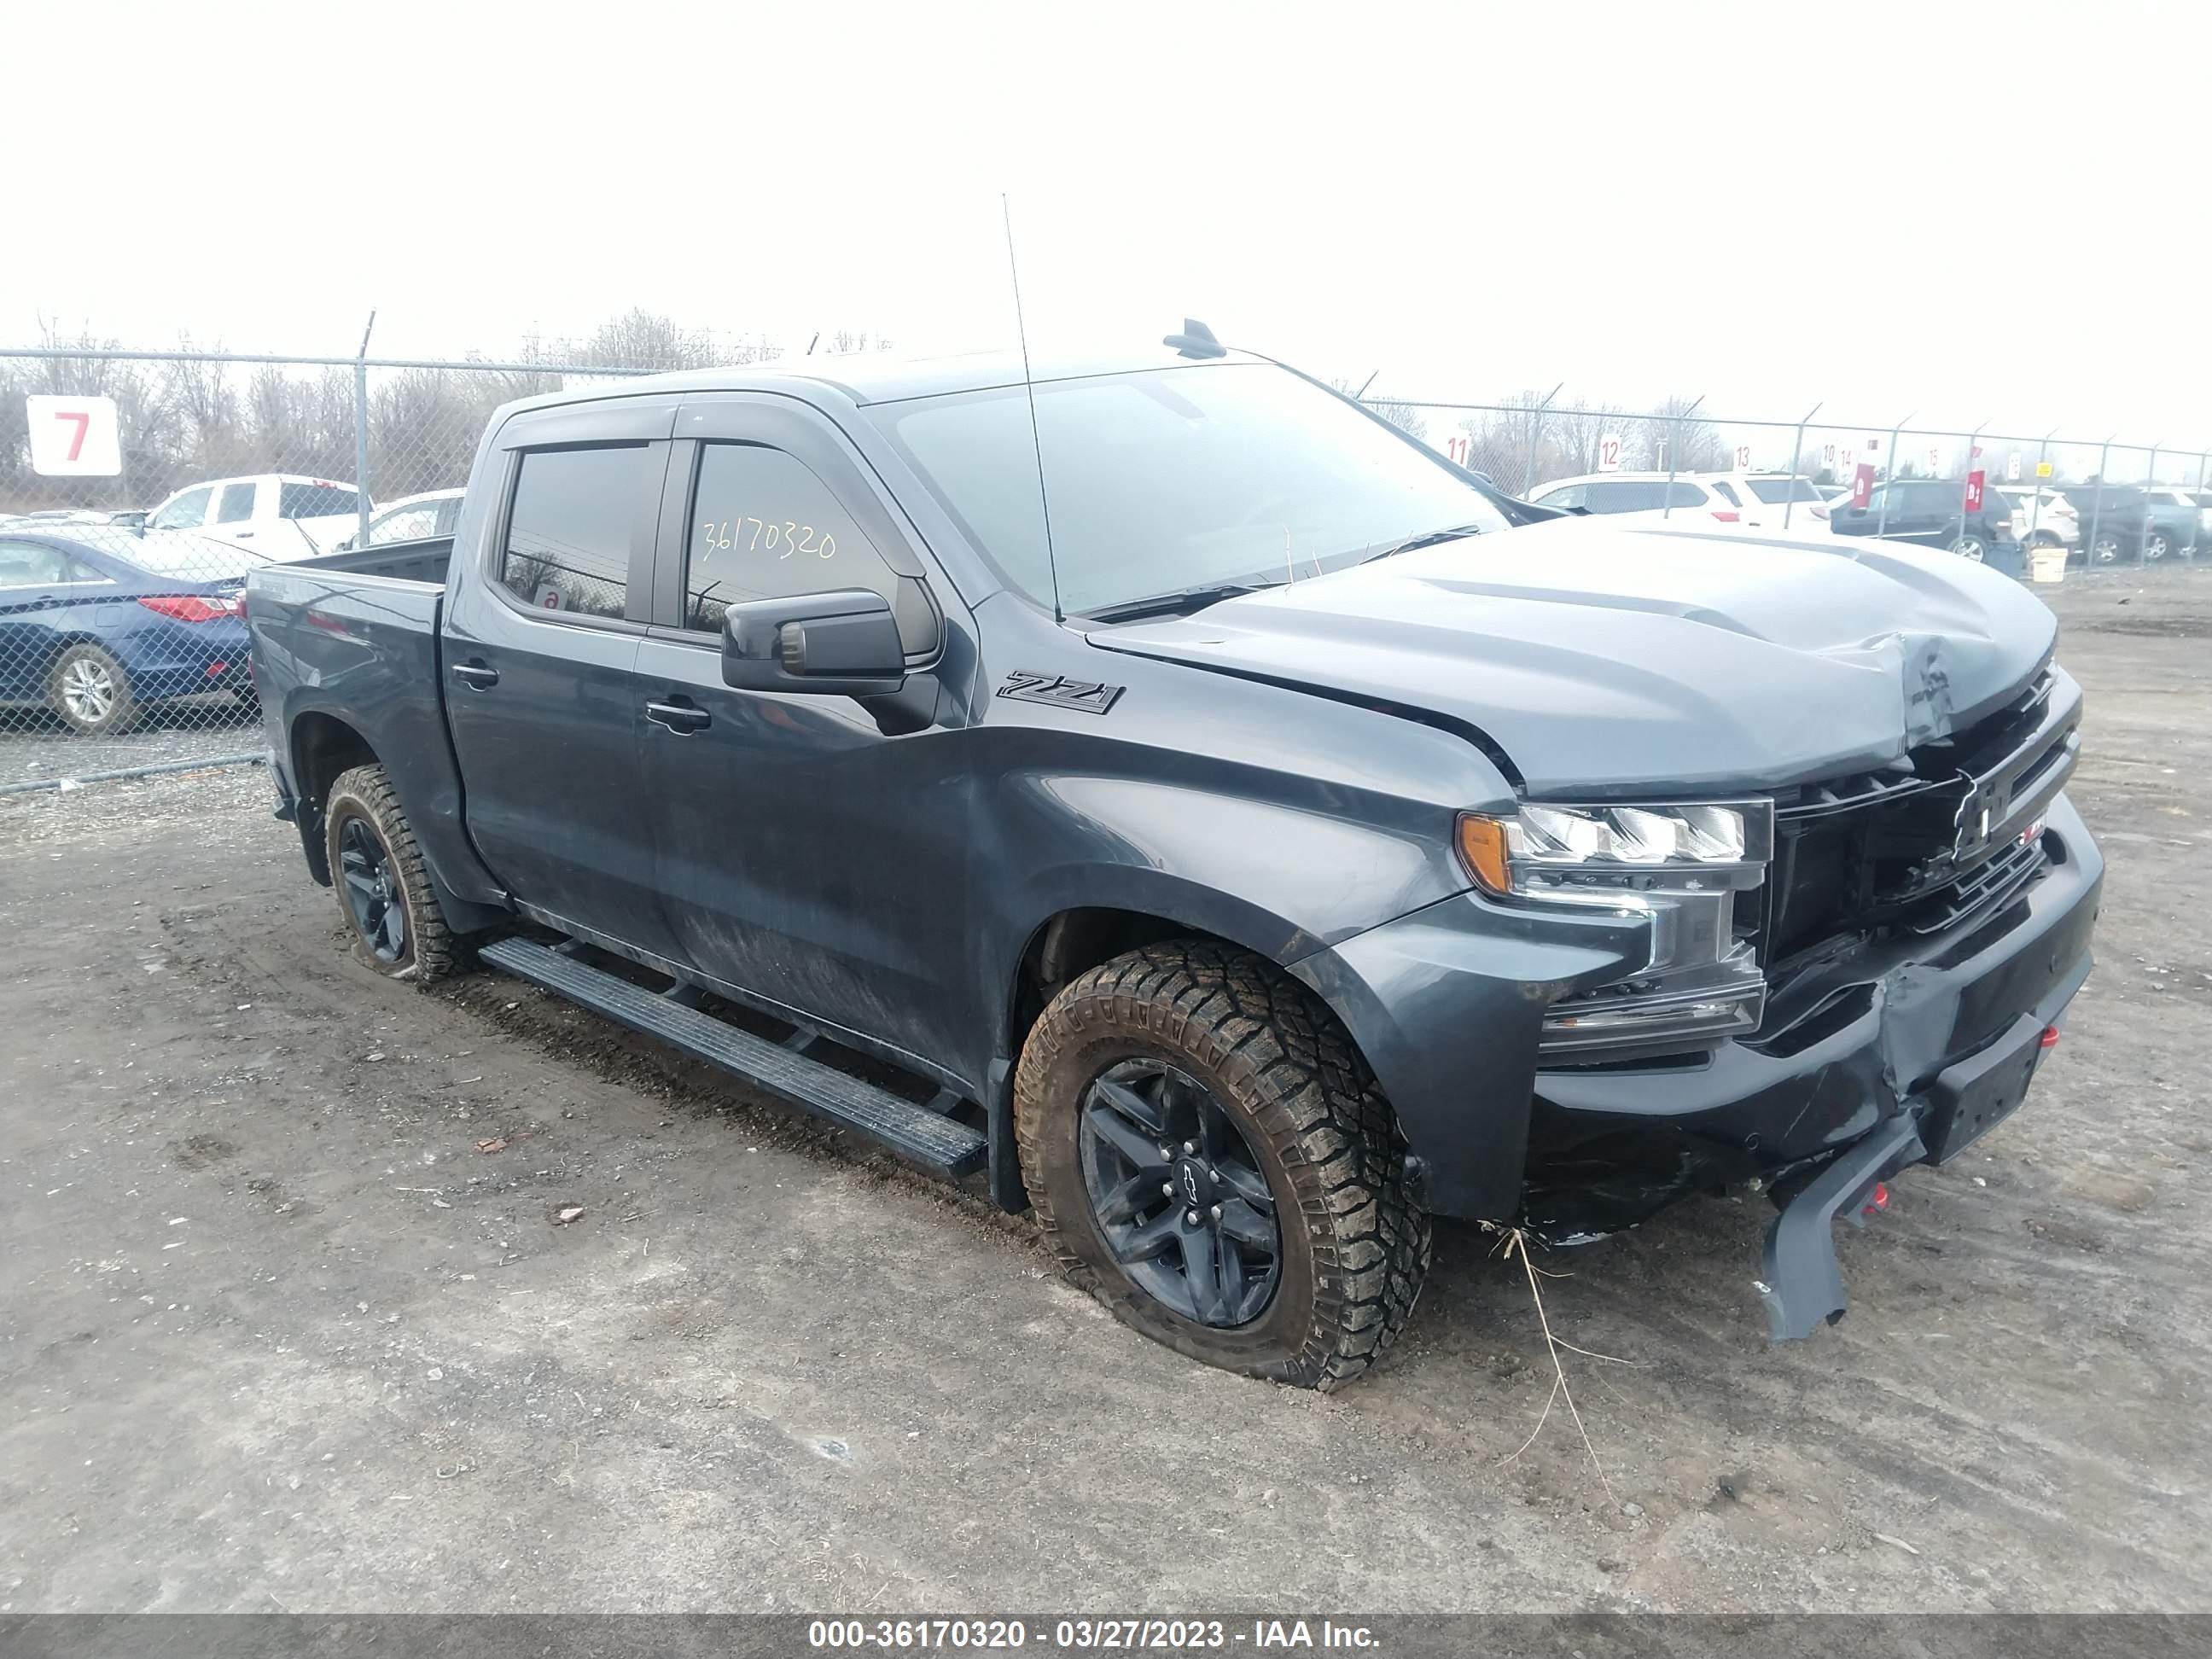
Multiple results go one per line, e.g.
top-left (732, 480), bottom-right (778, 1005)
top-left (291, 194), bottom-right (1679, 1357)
top-left (1756, 1115), bottom-right (1926, 1342)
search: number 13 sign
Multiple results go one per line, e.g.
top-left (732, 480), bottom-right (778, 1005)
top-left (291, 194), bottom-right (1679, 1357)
top-left (27, 395), bottom-right (123, 476)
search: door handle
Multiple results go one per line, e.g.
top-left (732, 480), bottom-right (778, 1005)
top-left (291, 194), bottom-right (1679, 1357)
top-left (233, 529), bottom-right (254, 538)
top-left (645, 699), bottom-right (711, 734)
top-left (451, 661), bottom-right (499, 689)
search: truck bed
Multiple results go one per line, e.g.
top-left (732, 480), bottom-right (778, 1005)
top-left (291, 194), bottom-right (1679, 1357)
top-left (245, 536), bottom-right (478, 915)
top-left (283, 534), bottom-right (454, 587)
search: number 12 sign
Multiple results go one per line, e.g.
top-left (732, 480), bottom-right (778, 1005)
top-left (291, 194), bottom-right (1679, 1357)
top-left (1597, 433), bottom-right (1622, 473)
top-left (27, 395), bottom-right (124, 476)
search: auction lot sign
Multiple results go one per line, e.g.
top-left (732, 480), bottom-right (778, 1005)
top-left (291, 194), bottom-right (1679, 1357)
top-left (26, 394), bottom-right (123, 476)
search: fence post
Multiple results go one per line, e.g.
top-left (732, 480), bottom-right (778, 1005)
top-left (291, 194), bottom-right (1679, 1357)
top-left (1956, 422), bottom-right (1985, 553)
top-left (2142, 443), bottom-right (2161, 564)
top-left (1661, 393), bottom-right (1703, 521)
top-left (352, 311), bottom-right (375, 550)
top-left (2084, 435), bottom-right (2114, 563)
top-left (1526, 382), bottom-right (1563, 496)
top-left (2026, 428), bottom-right (2055, 546)
top-left (2196, 451), bottom-right (2209, 560)
top-left (1876, 411), bottom-right (1912, 538)
top-left (1781, 401), bottom-right (1821, 530)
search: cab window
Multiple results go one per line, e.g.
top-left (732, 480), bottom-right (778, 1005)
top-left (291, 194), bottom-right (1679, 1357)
top-left (498, 445), bottom-right (654, 620)
top-left (680, 442), bottom-right (903, 632)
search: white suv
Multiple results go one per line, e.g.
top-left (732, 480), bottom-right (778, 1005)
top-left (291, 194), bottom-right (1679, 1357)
top-left (147, 474), bottom-right (368, 562)
top-left (1995, 486), bottom-right (2081, 549)
top-left (1528, 471), bottom-right (1833, 532)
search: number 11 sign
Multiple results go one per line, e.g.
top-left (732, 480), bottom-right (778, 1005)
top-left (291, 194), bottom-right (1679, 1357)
top-left (27, 395), bottom-right (123, 476)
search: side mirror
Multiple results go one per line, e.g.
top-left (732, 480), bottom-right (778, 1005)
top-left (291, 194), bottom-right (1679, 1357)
top-left (721, 588), bottom-right (907, 697)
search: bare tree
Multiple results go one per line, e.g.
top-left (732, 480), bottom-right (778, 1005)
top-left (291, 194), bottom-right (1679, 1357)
top-left (1636, 394), bottom-right (1730, 474)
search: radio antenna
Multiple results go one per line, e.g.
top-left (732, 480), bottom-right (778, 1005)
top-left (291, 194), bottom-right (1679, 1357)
top-left (1001, 194), bottom-right (1064, 622)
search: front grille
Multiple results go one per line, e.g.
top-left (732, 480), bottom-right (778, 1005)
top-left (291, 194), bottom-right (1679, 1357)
top-left (1760, 670), bottom-right (2077, 968)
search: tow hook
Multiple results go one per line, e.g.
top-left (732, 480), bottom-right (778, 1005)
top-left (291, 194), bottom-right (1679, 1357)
top-left (1754, 1117), bottom-right (1926, 1342)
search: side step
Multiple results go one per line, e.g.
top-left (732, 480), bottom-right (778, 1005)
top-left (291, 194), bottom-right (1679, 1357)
top-left (478, 937), bottom-right (987, 1179)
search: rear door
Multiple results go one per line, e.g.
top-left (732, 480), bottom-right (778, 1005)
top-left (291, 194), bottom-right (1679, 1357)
top-left (203, 479), bottom-right (263, 556)
top-left (440, 396), bottom-right (685, 956)
top-left (631, 393), bottom-right (977, 1072)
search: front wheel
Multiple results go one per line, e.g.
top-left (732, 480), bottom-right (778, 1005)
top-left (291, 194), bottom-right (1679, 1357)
top-left (1015, 941), bottom-right (1431, 1390)
top-left (2144, 530), bottom-right (2172, 562)
top-left (323, 764), bottom-right (461, 982)
top-left (2093, 532), bottom-right (2122, 563)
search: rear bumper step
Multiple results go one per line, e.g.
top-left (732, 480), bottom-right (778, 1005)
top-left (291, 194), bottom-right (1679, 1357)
top-left (478, 936), bottom-right (987, 1179)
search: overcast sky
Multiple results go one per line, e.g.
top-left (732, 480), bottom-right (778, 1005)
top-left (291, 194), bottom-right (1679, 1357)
top-left (12, 1), bottom-right (2209, 463)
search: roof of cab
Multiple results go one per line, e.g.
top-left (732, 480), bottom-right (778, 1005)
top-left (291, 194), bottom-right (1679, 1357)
top-left (513, 341), bottom-right (1268, 416)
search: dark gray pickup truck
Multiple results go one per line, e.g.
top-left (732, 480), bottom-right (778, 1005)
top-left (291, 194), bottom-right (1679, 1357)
top-left (247, 336), bottom-right (2100, 1388)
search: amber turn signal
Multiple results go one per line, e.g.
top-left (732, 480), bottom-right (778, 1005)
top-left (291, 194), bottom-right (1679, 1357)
top-left (1455, 813), bottom-right (1511, 894)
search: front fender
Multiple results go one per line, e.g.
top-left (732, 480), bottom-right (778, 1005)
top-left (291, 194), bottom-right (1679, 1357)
top-left (1289, 892), bottom-right (1639, 1220)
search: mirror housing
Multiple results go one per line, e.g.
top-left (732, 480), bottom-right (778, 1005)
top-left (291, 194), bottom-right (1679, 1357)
top-left (721, 588), bottom-right (907, 696)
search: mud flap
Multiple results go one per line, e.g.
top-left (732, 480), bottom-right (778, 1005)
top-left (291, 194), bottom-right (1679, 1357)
top-left (1757, 1115), bottom-right (1926, 1342)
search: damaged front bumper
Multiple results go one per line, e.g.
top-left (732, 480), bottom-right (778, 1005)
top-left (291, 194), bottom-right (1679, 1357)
top-left (1523, 790), bottom-right (2101, 1337)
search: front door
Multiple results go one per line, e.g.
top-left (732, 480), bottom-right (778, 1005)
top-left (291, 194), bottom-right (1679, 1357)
top-left (441, 401), bottom-right (684, 956)
top-left (632, 396), bottom-right (979, 1078)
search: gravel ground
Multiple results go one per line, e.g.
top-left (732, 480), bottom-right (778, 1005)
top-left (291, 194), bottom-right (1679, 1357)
top-left (0, 697), bottom-right (265, 788)
top-left (1, 568), bottom-right (2208, 1614)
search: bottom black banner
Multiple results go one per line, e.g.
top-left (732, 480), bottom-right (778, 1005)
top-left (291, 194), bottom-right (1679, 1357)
top-left (0, 1615), bottom-right (2203, 1659)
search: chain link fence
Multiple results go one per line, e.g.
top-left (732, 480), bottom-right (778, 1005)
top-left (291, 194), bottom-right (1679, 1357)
top-left (1383, 392), bottom-right (2212, 573)
top-left (0, 344), bottom-right (661, 787)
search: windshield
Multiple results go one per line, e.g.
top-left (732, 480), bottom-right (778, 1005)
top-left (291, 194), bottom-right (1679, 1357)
top-left (1743, 476), bottom-right (1826, 504)
top-left (870, 362), bottom-right (1510, 616)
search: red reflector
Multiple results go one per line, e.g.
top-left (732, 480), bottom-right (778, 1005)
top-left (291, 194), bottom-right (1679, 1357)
top-left (137, 594), bottom-right (238, 623)
top-left (1711, 510), bottom-right (1741, 522)
top-left (2039, 1025), bottom-right (2061, 1050)
top-left (204, 661), bottom-right (228, 676)
top-left (1865, 1182), bottom-right (1889, 1213)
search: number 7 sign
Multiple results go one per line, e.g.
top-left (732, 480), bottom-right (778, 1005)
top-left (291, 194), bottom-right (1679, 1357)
top-left (26, 394), bottom-right (124, 476)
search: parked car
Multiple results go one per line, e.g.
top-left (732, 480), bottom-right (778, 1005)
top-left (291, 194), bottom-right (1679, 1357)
top-left (336, 488), bottom-right (464, 551)
top-left (2186, 490), bottom-right (2212, 548)
top-left (2056, 484), bottom-right (2198, 563)
top-left (147, 474), bottom-right (367, 562)
top-left (247, 339), bottom-right (2098, 1384)
top-left (1996, 485), bottom-right (2081, 550)
top-left (1527, 471), bottom-right (1832, 532)
top-left (0, 527), bottom-right (259, 734)
top-left (1828, 477), bottom-right (2023, 562)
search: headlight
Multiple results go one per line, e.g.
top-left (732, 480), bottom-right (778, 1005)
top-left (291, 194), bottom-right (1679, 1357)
top-left (1457, 800), bottom-right (1775, 1055)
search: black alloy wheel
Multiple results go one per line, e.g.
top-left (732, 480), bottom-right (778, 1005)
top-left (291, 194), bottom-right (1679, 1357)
top-left (338, 814), bottom-right (408, 963)
top-left (1078, 1058), bottom-right (1282, 1328)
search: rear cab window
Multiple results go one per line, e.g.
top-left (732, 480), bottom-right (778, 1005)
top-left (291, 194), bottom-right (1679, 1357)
top-left (498, 445), bottom-right (655, 620)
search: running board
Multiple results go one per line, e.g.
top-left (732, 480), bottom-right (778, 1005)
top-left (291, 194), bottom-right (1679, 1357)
top-left (477, 937), bottom-right (987, 1180)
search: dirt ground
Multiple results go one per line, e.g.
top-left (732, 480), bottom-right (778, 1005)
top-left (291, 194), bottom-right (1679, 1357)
top-left (3, 568), bottom-right (2208, 1615)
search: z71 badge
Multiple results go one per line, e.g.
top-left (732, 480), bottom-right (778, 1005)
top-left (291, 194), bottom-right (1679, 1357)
top-left (996, 670), bottom-right (1125, 715)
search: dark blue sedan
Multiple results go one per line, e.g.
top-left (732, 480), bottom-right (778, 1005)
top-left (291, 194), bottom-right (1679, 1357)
top-left (0, 527), bottom-right (259, 735)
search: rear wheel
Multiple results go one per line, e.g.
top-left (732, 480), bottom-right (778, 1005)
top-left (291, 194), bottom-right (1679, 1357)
top-left (2144, 529), bottom-right (2172, 562)
top-left (46, 643), bottom-right (139, 736)
top-left (1948, 534), bottom-right (1987, 562)
top-left (323, 764), bottom-right (460, 982)
top-left (1015, 940), bottom-right (1430, 1390)
top-left (2092, 532), bottom-right (2122, 563)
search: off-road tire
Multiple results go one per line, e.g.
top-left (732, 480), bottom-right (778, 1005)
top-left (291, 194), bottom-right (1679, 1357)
top-left (1015, 940), bottom-right (1431, 1390)
top-left (46, 642), bottom-right (140, 736)
top-left (323, 763), bottom-right (463, 983)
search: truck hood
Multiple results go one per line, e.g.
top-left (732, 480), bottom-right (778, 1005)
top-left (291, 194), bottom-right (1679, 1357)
top-left (1085, 516), bottom-right (2058, 796)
